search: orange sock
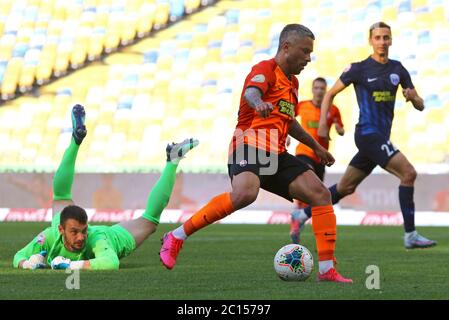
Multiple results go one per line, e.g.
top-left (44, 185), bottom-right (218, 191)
top-left (311, 205), bottom-right (336, 261)
top-left (184, 192), bottom-right (235, 236)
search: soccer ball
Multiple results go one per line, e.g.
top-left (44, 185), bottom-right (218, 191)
top-left (274, 244), bottom-right (314, 281)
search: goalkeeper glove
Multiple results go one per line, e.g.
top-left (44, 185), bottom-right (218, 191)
top-left (22, 250), bottom-right (47, 270)
top-left (51, 256), bottom-right (84, 270)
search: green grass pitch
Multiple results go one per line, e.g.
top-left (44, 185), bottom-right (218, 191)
top-left (0, 222), bottom-right (448, 299)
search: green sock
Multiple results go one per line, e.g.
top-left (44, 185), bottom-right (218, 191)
top-left (142, 162), bottom-right (178, 224)
top-left (53, 137), bottom-right (79, 201)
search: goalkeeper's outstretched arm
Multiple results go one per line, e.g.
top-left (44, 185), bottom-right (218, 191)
top-left (13, 232), bottom-right (48, 269)
top-left (50, 237), bottom-right (120, 270)
top-left (51, 255), bottom-right (119, 271)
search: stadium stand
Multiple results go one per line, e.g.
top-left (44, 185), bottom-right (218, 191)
top-left (0, 0), bottom-right (209, 99)
top-left (0, 0), bottom-right (448, 173)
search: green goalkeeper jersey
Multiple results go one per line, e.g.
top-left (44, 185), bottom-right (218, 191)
top-left (13, 214), bottom-right (136, 270)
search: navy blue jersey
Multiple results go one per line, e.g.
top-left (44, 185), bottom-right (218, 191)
top-left (340, 56), bottom-right (414, 138)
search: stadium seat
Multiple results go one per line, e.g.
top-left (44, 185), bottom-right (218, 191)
top-left (0, 0), bottom-right (448, 171)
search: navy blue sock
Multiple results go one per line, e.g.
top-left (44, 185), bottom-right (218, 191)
top-left (304, 205), bottom-right (312, 218)
top-left (399, 186), bottom-right (416, 233)
top-left (329, 184), bottom-right (343, 204)
top-left (304, 184), bottom-right (343, 218)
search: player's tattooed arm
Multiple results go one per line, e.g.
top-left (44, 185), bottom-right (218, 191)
top-left (289, 120), bottom-right (335, 166)
top-left (403, 88), bottom-right (424, 111)
top-left (244, 87), bottom-right (274, 118)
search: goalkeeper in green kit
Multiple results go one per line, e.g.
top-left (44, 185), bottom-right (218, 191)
top-left (13, 104), bottom-right (198, 270)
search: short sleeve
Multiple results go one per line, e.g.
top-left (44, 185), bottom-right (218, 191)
top-left (339, 63), bottom-right (359, 86)
top-left (399, 63), bottom-right (414, 89)
top-left (244, 61), bottom-right (275, 96)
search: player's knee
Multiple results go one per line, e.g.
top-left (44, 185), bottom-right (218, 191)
top-left (308, 185), bottom-right (331, 206)
top-left (231, 189), bottom-right (258, 209)
top-left (402, 166), bottom-right (417, 185)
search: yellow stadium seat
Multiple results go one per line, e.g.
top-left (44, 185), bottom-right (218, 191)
top-left (185, 0), bottom-right (201, 14)
top-left (154, 3), bottom-right (170, 29)
top-left (35, 61), bottom-right (54, 85)
top-left (54, 51), bottom-right (70, 76)
top-left (18, 65), bottom-right (36, 92)
top-left (0, 46), bottom-right (12, 61)
top-left (104, 28), bottom-right (121, 53)
top-left (92, 12), bottom-right (106, 29)
top-left (88, 34), bottom-right (105, 60)
top-left (192, 32), bottom-right (208, 48)
top-left (431, 5), bottom-right (446, 22)
top-left (35, 18), bottom-right (50, 29)
top-left (207, 27), bottom-right (225, 43)
top-left (70, 37), bottom-right (88, 69)
top-left (237, 46), bottom-right (254, 63)
top-left (1, 58), bottom-right (23, 99)
top-left (52, 2), bottom-right (67, 21)
top-left (412, 0), bottom-right (428, 10)
top-left (137, 4), bottom-right (156, 37)
top-left (121, 18), bottom-right (137, 45)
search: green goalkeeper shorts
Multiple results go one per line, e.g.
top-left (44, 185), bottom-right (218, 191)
top-left (108, 224), bottom-right (137, 259)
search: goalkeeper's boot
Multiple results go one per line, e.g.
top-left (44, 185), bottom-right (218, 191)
top-left (160, 232), bottom-right (184, 270)
top-left (404, 231), bottom-right (437, 249)
top-left (317, 268), bottom-right (353, 283)
top-left (71, 104), bottom-right (87, 145)
top-left (166, 138), bottom-right (199, 164)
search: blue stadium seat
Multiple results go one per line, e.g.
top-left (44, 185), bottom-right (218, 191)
top-left (398, 0), bottom-right (412, 12)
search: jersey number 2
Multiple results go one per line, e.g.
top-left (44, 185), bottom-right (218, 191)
top-left (381, 141), bottom-right (397, 157)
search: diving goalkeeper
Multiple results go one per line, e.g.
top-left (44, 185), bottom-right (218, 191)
top-left (13, 104), bottom-right (198, 270)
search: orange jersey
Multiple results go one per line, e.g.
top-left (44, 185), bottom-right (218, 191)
top-left (295, 100), bottom-right (344, 163)
top-left (230, 58), bottom-right (299, 154)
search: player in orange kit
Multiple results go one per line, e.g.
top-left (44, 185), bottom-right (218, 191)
top-left (289, 77), bottom-right (345, 244)
top-left (159, 24), bottom-right (352, 283)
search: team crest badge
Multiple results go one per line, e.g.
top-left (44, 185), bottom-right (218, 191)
top-left (36, 232), bottom-right (46, 245)
top-left (239, 160), bottom-right (248, 167)
top-left (251, 74), bottom-right (265, 83)
top-left (390, 73), bottom-right (400, 86)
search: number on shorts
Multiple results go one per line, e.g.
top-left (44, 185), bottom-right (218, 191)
top-left (381, 141), bottom-right (397, 157)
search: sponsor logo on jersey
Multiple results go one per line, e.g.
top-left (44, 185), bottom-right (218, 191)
top-left (36, 232), bottom-right (46, 245)
top-left (307, 120), bottom-right (319, 129)
top-left (278, 99), bottom-right (295, 118)
top-left (372, 91), bottom-right (395, 102)
top-left (390, 73), bottom-right (400, 86)
top-left (251, 74), bottom-right (265, 83)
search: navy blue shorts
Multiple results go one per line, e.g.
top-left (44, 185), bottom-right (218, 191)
top-left (349, 133), bottom-right (400, 174)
